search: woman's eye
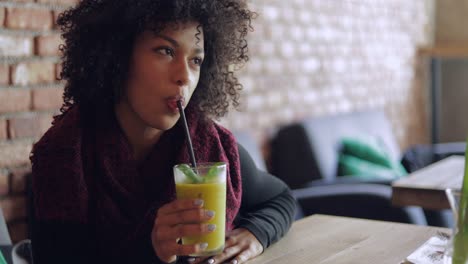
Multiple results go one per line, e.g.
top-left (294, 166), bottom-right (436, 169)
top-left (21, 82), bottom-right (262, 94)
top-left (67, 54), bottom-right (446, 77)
top-left (154, 47), bottom-right (174, 57)
top-left (193, 57), bottom-right (204, 66)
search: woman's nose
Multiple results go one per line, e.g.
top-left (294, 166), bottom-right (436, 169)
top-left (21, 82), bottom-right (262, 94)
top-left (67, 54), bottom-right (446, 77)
top-left (172, 59), bottom-right (190, 87)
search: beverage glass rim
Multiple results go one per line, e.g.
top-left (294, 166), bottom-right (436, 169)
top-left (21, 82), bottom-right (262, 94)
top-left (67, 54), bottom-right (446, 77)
top-left (174, 162), bottom-right (226, 170)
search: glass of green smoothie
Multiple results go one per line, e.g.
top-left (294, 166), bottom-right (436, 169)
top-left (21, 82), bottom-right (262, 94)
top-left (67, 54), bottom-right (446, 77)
top-left (173, 162), bottom-right (227, 256)
top-left (444, 188), bottom-right (468, 264)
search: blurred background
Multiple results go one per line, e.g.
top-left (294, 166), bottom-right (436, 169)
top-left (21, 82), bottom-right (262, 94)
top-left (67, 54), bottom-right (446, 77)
top-left (0, 0), bottom-right (467, 242)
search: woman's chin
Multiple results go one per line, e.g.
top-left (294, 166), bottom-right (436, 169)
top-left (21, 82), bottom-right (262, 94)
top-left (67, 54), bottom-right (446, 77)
top-left (148, 118), bottom-right (179, 131)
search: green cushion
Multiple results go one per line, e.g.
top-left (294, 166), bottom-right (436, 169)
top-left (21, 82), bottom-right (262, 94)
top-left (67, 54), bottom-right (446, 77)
top-left (338, 136), bottom-right (407, 179)
top-left (338, 154), bottom-right (403, 180)
top-left (0, 250), bottom-right (6, 264)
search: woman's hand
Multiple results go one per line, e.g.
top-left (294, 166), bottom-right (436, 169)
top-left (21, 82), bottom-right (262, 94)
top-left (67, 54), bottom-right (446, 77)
top-left (192, 228), bottom-right (263, 264)
top-left (151, 198), bottom-right (216, 263)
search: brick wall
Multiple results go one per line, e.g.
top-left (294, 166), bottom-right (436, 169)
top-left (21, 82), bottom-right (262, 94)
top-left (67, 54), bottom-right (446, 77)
top-left (0, 0), bottom-right (434, 242)
top-left (0, 0), bottom-right (77, 242)
top-left (220, 0), bottom-right (434, 159)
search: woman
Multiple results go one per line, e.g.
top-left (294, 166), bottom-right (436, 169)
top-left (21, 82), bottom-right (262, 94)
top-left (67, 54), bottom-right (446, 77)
top-left (30, 0), bottom-right (295, 263)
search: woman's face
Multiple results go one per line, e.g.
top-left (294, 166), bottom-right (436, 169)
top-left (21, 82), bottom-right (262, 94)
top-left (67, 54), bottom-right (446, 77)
top-left (117, 21), bottom-right (205, 131)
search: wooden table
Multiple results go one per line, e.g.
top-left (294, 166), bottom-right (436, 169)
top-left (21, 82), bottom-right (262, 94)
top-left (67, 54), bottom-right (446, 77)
top-left (246, 214), bottom-right (448, 264)
top-left (392, 155), bottom-right (465, 210)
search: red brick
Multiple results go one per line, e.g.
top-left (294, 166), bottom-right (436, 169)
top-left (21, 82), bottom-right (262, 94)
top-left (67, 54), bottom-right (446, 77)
top-left (0, 196), bottom-right (27, 221)
top-left (5, 7), bottom-right (52, 30)
top-left (0, 141), bottom-right (32, 167)
top-left (0, 35), bottom-right (33, 57)
top-left (0, 89), bottom-right (31, 113)
top-left (32, 87), bottom-right (63, 111)
top-left (10, 166), bottom-right (31, 194)
top-left (52, 10), bottom-right (60, 29)
top-left (37, 113), bottom-right (54, 136)
top-left (0, 64), bottom-right (9, 85)
top-left (7, 115), bottom-right (41, 139)
top-left (11, 62), bottom-right (55, 86)
top-left (9, 221), bottom-right (28, 243)
top-left (0, 119), bottom-right (7, 140)
top-left (0, 8), bottom-right (5, 28)
top-left (37, 0), bottom-right (79, 5)
top-left (35, 34), bottom-right (62, 56)
top-left (0, 170), bottom-right (8, 196)
top-left (55, 63), bottom-right (62, 80)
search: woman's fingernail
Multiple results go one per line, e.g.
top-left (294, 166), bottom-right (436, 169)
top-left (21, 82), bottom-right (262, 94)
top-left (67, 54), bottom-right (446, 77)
top-left (187, 257), bottom-right (196, 262)
top-left (207, 224), bottom-right (216, 231)
top-left (205, 210), bottom-right (215, 217)
top-left (199, 242), bottom-right (208, 249)
top-left (207, 258), bottom-right (215, 264)
top-left (194, 199), bottom-right (204, 206)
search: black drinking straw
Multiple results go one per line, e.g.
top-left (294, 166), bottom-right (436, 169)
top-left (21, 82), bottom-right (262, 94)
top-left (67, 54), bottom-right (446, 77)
top-left (177, 100), bottom-right (197, 168)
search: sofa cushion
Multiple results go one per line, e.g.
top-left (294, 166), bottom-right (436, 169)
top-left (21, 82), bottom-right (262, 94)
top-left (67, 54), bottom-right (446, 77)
top-left (341, 136), bottom-right (394, 167)
top-left (338, 154), bottom-right (405, 180)
top-left (338, 136), bottom-right (407, 179)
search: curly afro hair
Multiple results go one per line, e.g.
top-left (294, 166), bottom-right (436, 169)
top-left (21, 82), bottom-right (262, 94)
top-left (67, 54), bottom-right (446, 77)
top-left (57, 0), bottom-right (255, 119)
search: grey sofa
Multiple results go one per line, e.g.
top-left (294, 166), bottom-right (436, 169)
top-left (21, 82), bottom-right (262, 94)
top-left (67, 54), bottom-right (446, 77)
top-left (270, 110), bottom-right (465, 226)
top-left (233, 126), bottom-right (428, 225)
top-left (0, 206), bottom-right (11, 245)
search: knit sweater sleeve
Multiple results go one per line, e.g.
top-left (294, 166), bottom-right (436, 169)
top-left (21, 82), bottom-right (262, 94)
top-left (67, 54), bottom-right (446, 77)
top-left (234, 144), bottom-right (296, 249)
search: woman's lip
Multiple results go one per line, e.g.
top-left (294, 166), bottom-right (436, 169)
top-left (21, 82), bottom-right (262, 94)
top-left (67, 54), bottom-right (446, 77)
top-left (166, 96), bottom-right (185, 112)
